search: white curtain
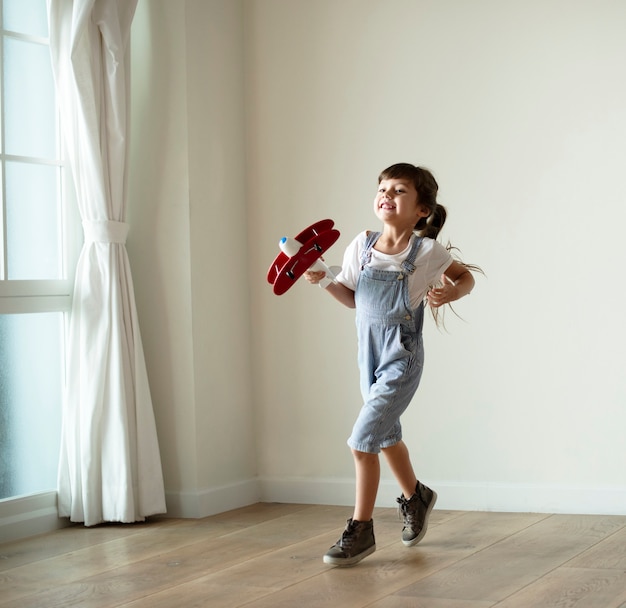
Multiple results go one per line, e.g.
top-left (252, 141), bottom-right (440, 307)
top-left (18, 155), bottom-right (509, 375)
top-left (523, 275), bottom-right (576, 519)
top-left (47, 0), bottom-right (166, 525)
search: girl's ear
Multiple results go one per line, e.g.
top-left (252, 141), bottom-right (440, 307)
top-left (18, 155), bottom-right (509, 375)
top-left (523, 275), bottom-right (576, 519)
top-left (416, 204), bottom-right (431, 218)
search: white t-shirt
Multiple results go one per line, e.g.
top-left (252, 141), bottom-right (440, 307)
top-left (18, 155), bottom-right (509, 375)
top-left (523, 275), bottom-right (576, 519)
top-left (336, 231), bottom-right (453, 309)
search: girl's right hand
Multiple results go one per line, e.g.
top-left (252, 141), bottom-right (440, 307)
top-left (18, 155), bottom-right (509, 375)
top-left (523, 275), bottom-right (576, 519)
top-left (304, 270), bottom-right (326, 285)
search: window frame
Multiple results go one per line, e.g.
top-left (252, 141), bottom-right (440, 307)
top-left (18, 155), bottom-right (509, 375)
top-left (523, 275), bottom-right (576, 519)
top-left (0, 7), bottom-right (80, 314)
top-left (0, 1), bottom-right (81, 501)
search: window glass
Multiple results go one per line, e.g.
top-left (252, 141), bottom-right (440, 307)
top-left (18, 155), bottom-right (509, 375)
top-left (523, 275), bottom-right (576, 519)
top-left (5, 161), bottom-right (60, 279)
top-left (2, 0), bottom-right (49, 38)
top-left (0, 313), bottom-right (63, 499)
top-left (3, 36), bottom-right (57, 159)
top-left (0, 0), bottom-right (75, 502)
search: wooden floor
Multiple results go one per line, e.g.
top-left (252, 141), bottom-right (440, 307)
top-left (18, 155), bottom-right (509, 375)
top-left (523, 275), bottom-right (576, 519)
top-left (2, 503), bottom-right (626, 607)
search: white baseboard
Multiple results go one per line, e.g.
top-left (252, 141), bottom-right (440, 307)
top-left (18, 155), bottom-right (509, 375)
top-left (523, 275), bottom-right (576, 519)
top-left (0, 481), bottom-right (262, 544)
top-left (3, 478), bottom-right (625, 544)
top-left (0, 492), bottom-right (70, 543)
top-left (435, 481), bottom-right (626, 515)
top-left (259, 476), bottom-right (626, 516)
top-left (164, 478), bottom-right (261, 519)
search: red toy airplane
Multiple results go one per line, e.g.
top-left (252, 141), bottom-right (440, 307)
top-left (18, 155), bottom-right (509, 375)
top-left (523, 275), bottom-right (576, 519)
top-left (267, 219), bottom-right (340, 295)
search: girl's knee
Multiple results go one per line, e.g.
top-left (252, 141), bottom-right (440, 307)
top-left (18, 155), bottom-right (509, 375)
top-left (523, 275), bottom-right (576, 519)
top-left (351, 448), bottom-right (378, 462)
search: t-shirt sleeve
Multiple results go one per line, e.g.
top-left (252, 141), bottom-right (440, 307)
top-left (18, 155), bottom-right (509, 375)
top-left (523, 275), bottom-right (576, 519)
top-left (335, 231), bottom-right (366, 290)
top-left (422, 239), bottom-right (454, 285)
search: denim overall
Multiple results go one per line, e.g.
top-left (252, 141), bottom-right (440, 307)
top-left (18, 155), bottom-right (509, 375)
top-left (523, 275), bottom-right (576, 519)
top-left (348, 232), bottom-right (425, 454)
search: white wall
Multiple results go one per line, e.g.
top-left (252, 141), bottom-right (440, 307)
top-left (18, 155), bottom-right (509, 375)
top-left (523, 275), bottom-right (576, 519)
top-left (246, 0), bottom-right (626, 514)
top-left (129, 0), bottom-right (626, 517)
top-left (128, 0), bottom-right (258, 518)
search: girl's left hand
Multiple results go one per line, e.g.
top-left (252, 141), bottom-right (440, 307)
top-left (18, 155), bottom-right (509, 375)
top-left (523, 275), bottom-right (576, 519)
top-left (427, 274), bottom-right (458, 308)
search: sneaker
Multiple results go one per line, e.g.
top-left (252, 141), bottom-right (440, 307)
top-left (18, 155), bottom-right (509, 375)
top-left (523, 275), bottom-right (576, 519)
top-left (397, 481), bottom-right (437, 546)
top-left (323, 518), bottom-right (376, 566)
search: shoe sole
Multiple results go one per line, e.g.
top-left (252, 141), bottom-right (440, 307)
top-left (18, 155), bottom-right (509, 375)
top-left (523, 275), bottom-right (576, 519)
top-left (323, 544), bottom-right (376, 566)
top-left (402, 489), bottom-right (438, 547)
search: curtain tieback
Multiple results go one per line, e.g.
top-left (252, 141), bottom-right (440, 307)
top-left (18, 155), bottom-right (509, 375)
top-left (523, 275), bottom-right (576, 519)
top-left (83, 220), bottom-right (129, 244)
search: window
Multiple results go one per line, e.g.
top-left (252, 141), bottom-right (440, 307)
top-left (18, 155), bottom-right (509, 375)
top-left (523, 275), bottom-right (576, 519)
top-left (0, 0), bottom-right (80, 499)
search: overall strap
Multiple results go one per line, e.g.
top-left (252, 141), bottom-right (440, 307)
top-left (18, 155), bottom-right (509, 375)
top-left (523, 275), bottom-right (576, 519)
top-left (360, 231), bottom-right (381, 269)
top-left (401, 235), bottom-right (423, 275)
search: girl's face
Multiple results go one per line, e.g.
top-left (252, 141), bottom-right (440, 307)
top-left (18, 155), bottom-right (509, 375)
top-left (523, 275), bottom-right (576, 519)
top-left (374, 178), bottom-right (429, 227)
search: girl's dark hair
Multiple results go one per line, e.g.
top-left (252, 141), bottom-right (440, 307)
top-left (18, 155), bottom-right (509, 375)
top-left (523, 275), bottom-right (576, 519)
top-left (378, 163), bottom-right (446, 239)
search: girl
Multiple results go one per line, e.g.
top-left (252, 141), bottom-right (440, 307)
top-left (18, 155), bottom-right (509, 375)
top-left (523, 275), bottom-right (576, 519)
top-left (305, 163), bottom-right (476, 566)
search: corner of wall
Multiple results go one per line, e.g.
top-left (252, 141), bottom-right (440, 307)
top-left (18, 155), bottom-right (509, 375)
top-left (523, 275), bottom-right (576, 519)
top-left (0, 492), bottom-right (71, 543)
top-left (164, 478), bottom-right (261, 519)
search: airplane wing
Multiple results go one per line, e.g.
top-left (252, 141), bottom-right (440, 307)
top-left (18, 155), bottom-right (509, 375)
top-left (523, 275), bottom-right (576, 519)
top-left (267, 251), bottom-right (289, 285)
top-left (293, 219), bottom-right (336, 245)
top-left (269, 226), bottom-right (340, 295)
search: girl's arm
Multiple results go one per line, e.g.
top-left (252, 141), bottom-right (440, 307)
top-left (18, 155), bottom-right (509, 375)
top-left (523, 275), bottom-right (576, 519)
top-left (427, 260), bottom-right (475, 308)
top-left (304, 270), bottom-right (356, 308)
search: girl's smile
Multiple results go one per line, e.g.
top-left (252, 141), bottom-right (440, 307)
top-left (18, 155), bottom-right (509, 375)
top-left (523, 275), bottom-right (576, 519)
top-left (374, 178), bottom-right (429, 227)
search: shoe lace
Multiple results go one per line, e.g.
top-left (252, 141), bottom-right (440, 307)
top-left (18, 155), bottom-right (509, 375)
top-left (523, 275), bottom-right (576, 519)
top-left (339, 520), bottom-right (360, 548)
top-left (397, 494), bottom-right (420, 527)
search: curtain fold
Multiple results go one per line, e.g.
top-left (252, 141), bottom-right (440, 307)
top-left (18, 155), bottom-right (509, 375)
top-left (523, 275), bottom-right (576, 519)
top-left (48, 0), bottom-right (166, 525)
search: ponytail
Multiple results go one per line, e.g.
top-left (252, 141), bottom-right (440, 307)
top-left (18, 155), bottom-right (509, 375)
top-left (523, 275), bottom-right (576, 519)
top-left (429, 243), bottom-right (484, 329)
top-left (415, 203), bottom-right (446, 239)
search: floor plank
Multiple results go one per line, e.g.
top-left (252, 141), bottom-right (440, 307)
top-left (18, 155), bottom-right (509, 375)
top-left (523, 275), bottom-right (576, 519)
top-left (498, 568), bottom-right (626, 608)
top-left (565, 525), bottom-right (626, 570)
top-left (393, 514), bottom-right (626, 604)
top-left (185, 511), bottom-right (548, 608)
top-left (493, 567), bottom-right (626, 607)
top-left (366, 598), bottom-right (495, 608)
top-left (1, 505), bottom-right (625, 608)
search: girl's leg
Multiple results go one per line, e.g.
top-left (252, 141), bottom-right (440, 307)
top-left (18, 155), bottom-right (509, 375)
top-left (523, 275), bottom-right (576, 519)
top-left (383, 440), bottom-right (437, 546)
top-left (381, 440), bottom-right (417, 498)
top-left (323, 449), bottom-right (379, 566)
top-left (352, 449), bottom-right (380, 521)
